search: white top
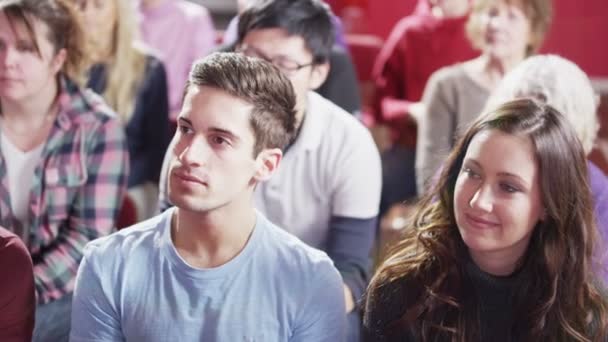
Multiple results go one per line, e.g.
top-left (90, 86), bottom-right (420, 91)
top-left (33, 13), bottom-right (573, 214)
top-left (0, 132), bottom-right (44, 228)
top-left (254, 91), bottom-right (382, 250)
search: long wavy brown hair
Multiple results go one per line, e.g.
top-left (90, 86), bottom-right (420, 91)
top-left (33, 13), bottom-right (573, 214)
top-left (367, 99), bottom-right (608, 341)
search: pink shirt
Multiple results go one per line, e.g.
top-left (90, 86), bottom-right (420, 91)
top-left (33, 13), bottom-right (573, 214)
top-left (138, 0), bottom-right (216, 118)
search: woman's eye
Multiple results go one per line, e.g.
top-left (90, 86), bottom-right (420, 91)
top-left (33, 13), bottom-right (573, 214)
top-left (500, 183), bottom-right (519, 193)
top-left (463, 168), bottom-right (480, 179)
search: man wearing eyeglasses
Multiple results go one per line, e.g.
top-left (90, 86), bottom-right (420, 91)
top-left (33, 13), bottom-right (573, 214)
top-left (236, 1), bottom-right (381, 340)
top-left (157, 1), bottom-right (381, 339)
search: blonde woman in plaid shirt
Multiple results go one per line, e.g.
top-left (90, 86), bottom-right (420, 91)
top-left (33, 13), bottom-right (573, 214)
top-left (0, 0), bottom-right (129, 340)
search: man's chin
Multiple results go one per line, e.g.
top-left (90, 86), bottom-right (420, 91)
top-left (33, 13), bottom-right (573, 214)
top-left (169, 194), bottom-right (209, 212)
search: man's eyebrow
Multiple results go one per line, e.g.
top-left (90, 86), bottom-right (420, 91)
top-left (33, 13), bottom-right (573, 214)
top-left (209, 127), bottom-right (240, 142)
top-left (178, 117), bottom-right (192, 126)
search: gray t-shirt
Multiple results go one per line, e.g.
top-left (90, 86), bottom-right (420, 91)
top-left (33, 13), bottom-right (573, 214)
top-left (70, 208), bottom-right (346, 342)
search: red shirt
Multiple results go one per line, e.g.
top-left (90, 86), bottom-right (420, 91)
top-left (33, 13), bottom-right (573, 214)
top-left (0, 228), bottom-right (35, 342)
top-left (372, 4), bottom-right (478, 144)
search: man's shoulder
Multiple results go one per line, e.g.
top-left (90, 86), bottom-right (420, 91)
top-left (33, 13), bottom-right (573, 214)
top-left (308, 92), bottom-right (373, 140)
top-left (83, 212), bottom-right (169, 266)
top-left (259, 215), bottom-right (338, 276)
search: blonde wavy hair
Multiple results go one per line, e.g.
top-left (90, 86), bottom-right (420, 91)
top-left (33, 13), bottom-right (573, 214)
top-left (78, 0), bottom-right (147, 122)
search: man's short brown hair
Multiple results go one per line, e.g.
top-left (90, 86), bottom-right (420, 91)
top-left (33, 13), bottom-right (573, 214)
top-left (185, 52), bottom-right (297, 155)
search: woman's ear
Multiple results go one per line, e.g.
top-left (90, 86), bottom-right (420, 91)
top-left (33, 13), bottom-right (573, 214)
top-left (51, 48), bottom-right (67, 74)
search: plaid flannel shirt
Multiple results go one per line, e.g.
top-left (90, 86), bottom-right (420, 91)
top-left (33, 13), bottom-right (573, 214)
top-left (0, 78), bottom-right (129, 304)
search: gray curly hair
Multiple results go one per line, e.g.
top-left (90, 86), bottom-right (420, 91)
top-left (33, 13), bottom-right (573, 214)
top-left (484, 54), bottom-right (599, 154)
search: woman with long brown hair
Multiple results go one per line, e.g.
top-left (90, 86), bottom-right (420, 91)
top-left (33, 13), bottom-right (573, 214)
top-left (364, 99), bottom-right (608, 341)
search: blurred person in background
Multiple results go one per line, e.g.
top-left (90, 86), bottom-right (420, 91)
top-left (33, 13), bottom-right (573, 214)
top-left (223, 0), bottom-right (348, 50)
top-left (416, 0), bottom-right (551, 195)
top-left (0, 0), bottom-right (129, 340)
top-left (372, 0), bottom-right (478, 215)
top-left (137, 0), bottom-right (216, 123)
top-left (75, 0), bottom-right (170, 220)
top-left (224, 0), bottom-right (361, 115)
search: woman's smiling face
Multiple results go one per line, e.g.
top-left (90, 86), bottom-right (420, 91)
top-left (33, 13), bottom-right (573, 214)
top-left (454, 129), bottom-right (544, 274)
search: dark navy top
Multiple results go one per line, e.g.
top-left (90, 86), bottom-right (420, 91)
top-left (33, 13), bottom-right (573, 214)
top-left (87, 56), bottom-right (170, 188)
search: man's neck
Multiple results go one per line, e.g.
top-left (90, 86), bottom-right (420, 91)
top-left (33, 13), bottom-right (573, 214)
top-left (171, 204), bottom-right (257, 269)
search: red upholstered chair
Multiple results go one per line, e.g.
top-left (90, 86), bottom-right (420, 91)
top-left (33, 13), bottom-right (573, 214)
top-left (116, 194), bottom-right (137, 230)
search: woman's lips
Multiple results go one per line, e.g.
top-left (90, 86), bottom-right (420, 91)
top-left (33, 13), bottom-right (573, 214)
top-left (465, 213), bottom-right (500, 229)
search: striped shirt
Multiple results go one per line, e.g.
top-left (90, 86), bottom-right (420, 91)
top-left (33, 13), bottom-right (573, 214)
top-left (0, 77), bottom-right (129, 304)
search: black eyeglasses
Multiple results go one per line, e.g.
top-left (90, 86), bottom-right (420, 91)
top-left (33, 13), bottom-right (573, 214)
top-left (235, 44), bottom-right (315, 76)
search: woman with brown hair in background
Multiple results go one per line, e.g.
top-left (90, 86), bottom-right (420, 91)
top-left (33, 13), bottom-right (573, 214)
top-left (415, 0), bottom-right (552, 195)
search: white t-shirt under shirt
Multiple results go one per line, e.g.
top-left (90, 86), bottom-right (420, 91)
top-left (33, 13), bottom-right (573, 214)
top-left (70, 208), bottom-right (346, 342)
top-left (0, 132), bottom-right (44, 239)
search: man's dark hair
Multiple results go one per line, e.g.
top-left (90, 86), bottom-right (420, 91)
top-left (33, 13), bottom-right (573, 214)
top-left (237, 0), bottom-right (335, 64)
top-left (186, 52), bottom-right (297, 155)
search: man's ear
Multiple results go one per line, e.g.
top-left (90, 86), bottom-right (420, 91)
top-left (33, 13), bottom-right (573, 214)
top-left (309, 61), bottom-right (330, 90)
top-left (253, 148), bottom-right (283, 182)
